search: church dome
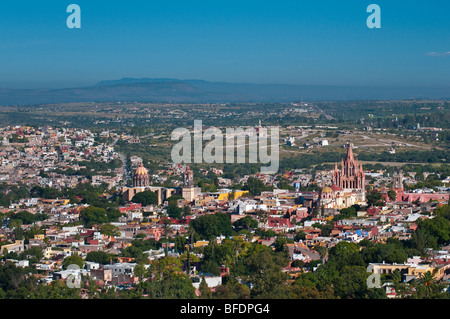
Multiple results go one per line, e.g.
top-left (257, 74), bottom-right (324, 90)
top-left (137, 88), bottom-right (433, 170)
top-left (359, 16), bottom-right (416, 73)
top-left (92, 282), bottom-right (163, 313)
top-left (135, 165), bottom-right (148, 176)
top-left (321, 186), bottom-right (333, 193)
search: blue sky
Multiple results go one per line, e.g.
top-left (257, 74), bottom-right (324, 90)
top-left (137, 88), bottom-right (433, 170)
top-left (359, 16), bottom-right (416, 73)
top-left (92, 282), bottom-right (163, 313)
top-left (0, 0), bottom-right (449, 88)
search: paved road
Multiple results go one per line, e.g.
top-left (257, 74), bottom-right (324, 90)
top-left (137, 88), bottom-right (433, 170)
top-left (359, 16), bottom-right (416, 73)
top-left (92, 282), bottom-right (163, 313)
top-left (113, 138), bottom-right (132, 183)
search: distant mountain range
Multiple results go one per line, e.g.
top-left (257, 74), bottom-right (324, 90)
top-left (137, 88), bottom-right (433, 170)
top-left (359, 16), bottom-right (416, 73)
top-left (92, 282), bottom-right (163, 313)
top-left (0, 77), bottom-right (449, 105)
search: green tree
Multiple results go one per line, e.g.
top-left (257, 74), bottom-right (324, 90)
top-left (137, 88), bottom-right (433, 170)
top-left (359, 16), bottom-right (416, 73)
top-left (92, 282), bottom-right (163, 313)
top-left (411, 228), bottom-right (439, 253)
top-left (122, 246), bottom-right (148, 264)
top-left (291, 260), bottom-right (305, 268)
top-left (388, 189), bottom-right (398, 201)
top-left (80, 206), bottom-right (121, 226)
top-left (214, 276), bottom-right (251, 299)
top-left (14, 227), bottom-right (24, 240)
top-left (131, 191), bottom-right (158, 206)
top-left (189, 213), bottom-right (233, 240)
top-left (200, 259), bottom-right (220, 276)
top-left (199, 276), bottom-right (212, 299)
top-left (244, 245), bottom-right (291, 298)
top-left (410, 270), bottom-right (449, 299)
top-left (294, 230), bottom-right (306, 241)
top-left (361, 242), bottom-right (408, 264)
top-left (332, 265), bottom-right (386, 299)
top-left (415, 216), bottom-right (450, 249)
top-left (167, 205), bottom-right (182, 220)
top-left (133, 263), bottom-right (147, 279)
top-left (24, 246), bottom-right (44, 260)
top-left (233, 216), bottom-right (258, 231)
top-left (99, 223), bottom-right (121, 237)
top-left (63, 254), bottom-right (84, 270)
top-left (435, 204), bottom-right (450, 221)
top-left (367, 191), bottom-right (385, 207)
top-left (183, 205), bottom-right (191, 217)
top-left (12, 211), bottom-right (42, 225)
top-left (314, 222), bottom-right (334, 236)
top-left (0, 262), bottom-right (25, 292)
top-left (243, 177), bottom-right (269, 196)
top-left (86, 251), bottom-right (111, 264)
top-left (337, 206), bottom-right (357, 219)
top-left (156, 273), bottom-right (196, 298)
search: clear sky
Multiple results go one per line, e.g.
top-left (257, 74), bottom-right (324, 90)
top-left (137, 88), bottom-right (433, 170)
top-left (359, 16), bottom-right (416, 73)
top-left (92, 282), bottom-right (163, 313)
top-left (0, 0), bottom-right (449, 88)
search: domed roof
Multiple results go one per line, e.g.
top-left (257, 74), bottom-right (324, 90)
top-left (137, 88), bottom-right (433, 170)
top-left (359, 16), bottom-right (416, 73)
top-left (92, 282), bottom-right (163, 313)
top-left (135, 165), bottom-right (148, 176)
top-left (321, 186), bottom-right (333, 193)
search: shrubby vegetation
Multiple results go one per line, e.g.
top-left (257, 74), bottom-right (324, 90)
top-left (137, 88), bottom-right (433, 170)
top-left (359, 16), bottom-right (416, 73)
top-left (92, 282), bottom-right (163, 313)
top-left (131, 191), bottom-right (158, 206)
top-left (190, 213), bottom-right (233, 240)
top-left (80, 206), bottom-right (121, 227)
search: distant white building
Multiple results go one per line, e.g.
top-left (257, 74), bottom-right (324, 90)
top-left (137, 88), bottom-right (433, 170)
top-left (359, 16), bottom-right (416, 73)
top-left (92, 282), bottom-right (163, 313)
top-left (232, 199), bottom-right (267, 214)
top-left (403, 213), bottom-right (424, 223)
top-left (304, 220), bottom-right (326, 227)
top-left (85, 261), bottom-right (100, 271)
top-left (104, 262), bottom-right (138, 276)
top-left (192, 275), bottom-right (222, 289)
top-left (144, 248), bottom-right (166, 261)
top-left (53, 268), bottom-right (88, 280)
top-left (286, 137), bottom-right (295, 146)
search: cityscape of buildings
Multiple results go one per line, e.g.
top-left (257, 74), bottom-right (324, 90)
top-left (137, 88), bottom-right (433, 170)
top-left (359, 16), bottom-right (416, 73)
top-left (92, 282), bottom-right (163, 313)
top-left (0, 123), bottom-right (449, 300)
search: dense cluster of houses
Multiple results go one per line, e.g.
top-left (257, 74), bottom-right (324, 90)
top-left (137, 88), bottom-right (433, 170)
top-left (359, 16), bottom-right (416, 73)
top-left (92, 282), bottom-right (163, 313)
top-left (0, 125), bottom-right (449, 297)
top-left (0, 126), bottom-right (123, 190)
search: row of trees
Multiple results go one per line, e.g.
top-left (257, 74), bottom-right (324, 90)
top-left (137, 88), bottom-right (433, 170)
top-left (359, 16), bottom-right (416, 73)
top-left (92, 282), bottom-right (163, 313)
top-left (1, 210), bottom-right (48, 226)
top-left (279, 149), bottom-right (449, 173)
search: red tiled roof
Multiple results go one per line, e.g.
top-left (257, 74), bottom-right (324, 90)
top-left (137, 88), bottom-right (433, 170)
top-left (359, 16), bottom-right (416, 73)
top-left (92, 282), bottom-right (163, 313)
top-left (330, 184), bottom-right (343, 191)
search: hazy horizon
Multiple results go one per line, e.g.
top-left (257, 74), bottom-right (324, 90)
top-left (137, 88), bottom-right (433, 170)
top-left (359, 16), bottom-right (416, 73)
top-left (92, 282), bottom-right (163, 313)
top-left (1, 76), bottom-right (450, 91)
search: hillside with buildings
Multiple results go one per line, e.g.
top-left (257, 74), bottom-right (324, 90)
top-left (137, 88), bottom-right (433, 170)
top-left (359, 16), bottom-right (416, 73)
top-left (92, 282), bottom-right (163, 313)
top-left (0, 125), bottom-right (449, 299)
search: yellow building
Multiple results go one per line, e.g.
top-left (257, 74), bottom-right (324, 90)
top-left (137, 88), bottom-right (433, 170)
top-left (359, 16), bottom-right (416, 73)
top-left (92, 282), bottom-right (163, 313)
top-left (1, 240), bottom-right (25, 254)
top-left (44, 247), bottom-right (71, 259)
top-left (40, 199), bottom-right (70, 206)
top-left (262, 198), bottom-right (278, 208)
top-left (216, 190), bottom-right (249, 201)
top-left (319, 186), bottom-right (361, 209)
top-left (278, 193), bottom-right (298, 200)
top-left (369, 262), bottom-right (448, 280)
top-left (34, 234), bottom-right (45, 240)
top-left (193, 240), bottom-right (209, 248)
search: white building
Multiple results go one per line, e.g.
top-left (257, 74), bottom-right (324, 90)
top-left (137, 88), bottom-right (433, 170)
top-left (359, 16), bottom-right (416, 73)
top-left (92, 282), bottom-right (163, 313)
top-left (192, 275), bottom-right (222, 289)
top-left (104, 262), bottom-right (137, 276)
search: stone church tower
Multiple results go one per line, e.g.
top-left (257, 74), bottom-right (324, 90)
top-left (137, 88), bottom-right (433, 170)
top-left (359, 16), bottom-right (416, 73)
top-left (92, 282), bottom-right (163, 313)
top-left (332, 142), bottom-right (365, 190)
top-left (393, 171), bottom-right (404, 191)
top-left (182, 166), bottom-right (200, 202)
top-left (332, 142), bottom-right (366, 202)
top-left (183, 166), bottom-right (194, 188)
